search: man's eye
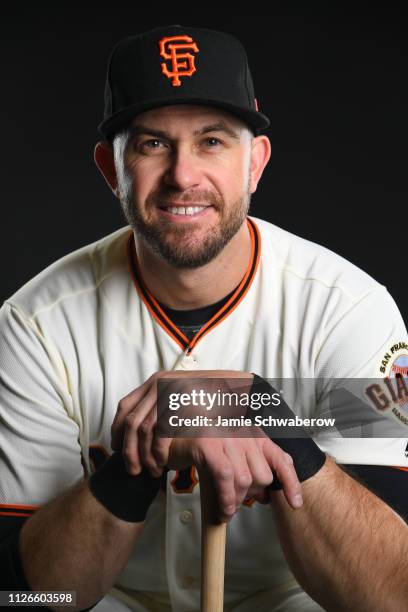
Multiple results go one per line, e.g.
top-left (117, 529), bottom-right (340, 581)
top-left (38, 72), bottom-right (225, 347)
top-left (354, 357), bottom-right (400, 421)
top-left (143, 139), bottom-right (164, 148)
top-left (204, 137), bottom-right (222, 147)
top-left (134, 139), bottom-right (164, 152)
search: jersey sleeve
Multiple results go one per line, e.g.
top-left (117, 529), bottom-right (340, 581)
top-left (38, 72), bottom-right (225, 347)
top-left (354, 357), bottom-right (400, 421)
top-left (313, 286), bottom-right (408, 467)
top-left (0, 302), bottom-right (84, 518)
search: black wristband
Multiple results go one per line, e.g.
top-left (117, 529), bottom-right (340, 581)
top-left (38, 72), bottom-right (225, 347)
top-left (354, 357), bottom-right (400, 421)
top-left (250, 374), bottom-right (326, 489)
top-left (88, 452), bottom-right (166, 522)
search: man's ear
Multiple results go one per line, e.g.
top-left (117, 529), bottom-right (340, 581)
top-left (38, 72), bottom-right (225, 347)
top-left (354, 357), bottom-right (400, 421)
top-left (249, 135), bottom-right (271, 195)
top-left (94, 141), bottom-right (119, 197)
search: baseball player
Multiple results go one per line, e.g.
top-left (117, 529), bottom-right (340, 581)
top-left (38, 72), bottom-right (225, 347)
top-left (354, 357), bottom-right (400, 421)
top-left (1, 24), bottom-right (408, 612)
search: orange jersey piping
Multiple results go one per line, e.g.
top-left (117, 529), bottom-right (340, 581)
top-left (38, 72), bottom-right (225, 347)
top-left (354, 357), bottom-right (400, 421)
top-left (0, 503), bottom-right (40, 517)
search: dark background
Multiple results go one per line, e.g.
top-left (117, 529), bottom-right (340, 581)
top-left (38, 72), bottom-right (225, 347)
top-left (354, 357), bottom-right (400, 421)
top-left (1, 9), bottom-right (406, 319)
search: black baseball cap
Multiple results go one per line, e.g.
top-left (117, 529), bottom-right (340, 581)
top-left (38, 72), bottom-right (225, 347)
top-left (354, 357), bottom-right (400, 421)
top-left (98, 24), bottom-right (270, 141)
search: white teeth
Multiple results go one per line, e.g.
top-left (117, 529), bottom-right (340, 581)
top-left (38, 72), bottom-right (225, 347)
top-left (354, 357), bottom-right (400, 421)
top-left (165, 206), bottom-right (206, 215)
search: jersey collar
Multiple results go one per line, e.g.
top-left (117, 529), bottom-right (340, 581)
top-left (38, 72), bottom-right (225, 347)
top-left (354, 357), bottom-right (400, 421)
top-left (126, 217), bottom-right (261, 354)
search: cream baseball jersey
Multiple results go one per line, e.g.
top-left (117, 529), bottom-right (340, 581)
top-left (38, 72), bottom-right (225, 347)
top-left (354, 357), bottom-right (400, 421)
top-left (0, 216), bottom-right (407, 611)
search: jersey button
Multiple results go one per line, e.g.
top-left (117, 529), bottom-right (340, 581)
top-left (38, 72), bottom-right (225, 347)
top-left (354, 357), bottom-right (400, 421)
top-left (179, 510), bottom-right (193, 524)
top-left (177, 354), bottom-right (199, 370)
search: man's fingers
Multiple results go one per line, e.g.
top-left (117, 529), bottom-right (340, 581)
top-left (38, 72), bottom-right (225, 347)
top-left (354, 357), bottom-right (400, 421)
top-left (122, 412), bottom-right (143, 474)
top-left (202, 449), bottom-right (237, 523)
top-left (139, 412), bottom-right (162, 477)
top-left (222, 436), bottom-right (274, 508)
top-left (263, 441), bottom-right (303, 508)
top-left (245, 442), bottom-right (274, 488)
top-left (111, 374), bottom-right (156, 449)
top-left (152, 436), bottom-right (172, 469)
top-left (223, 438), bottom-right (257, 509)
top-left (121, 386), bottom-right (157, 474)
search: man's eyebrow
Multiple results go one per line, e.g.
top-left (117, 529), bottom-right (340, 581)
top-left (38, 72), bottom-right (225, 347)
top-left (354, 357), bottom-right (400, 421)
top-left (128, 121), bottom-right (240, 141)
top-left (193, 122), bottom-right (240, 139)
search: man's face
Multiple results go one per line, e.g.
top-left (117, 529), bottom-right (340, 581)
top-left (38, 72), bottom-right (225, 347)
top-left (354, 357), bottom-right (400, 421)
top-left (113, 105), bottom-right (254, 269)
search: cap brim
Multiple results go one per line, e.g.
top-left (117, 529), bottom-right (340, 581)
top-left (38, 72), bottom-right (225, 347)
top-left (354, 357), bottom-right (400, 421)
top-left (98, 97), bottom-right (270, 140)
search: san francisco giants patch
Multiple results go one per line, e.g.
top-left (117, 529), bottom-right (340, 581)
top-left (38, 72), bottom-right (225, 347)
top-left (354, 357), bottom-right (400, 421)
top-left (365, 342), bottom-right (408, 427)
top-left (378, 341), bottom-right (408, 374)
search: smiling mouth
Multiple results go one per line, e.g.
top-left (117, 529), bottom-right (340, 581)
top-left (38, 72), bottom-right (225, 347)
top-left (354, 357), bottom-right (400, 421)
top-left (159, 205), bottom-right (210, 216)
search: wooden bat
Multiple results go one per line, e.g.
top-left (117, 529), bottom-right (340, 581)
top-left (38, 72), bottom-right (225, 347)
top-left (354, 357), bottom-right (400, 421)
top-left (200, 470), bottom-right (227, 612)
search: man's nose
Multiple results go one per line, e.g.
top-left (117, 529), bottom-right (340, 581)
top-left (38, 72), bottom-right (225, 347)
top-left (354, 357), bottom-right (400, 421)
top-left (163, 146), bottom-right (203, 191)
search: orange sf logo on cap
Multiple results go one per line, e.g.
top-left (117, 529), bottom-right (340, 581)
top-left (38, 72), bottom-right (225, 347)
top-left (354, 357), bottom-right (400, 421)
top-left (159, 35), bottom-right (199, 87)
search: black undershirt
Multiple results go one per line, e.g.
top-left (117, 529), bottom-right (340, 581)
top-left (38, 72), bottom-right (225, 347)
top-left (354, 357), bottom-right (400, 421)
top-left (157, 284), bottom-right (238, 341)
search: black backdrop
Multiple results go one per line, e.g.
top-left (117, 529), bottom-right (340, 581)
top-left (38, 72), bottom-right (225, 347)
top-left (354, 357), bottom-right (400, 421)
top-left (2, 9), bottom-right (406, 319)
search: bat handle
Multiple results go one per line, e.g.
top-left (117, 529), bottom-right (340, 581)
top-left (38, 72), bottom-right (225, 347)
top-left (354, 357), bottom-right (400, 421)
top-left (200, 469), bottom-right (227, 612)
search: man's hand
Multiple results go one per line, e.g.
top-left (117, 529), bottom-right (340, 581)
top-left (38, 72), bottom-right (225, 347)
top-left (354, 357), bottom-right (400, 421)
top-left (111, 370), bottom-right (303, 520)
top-left (165, 434), bottom-right (304, 521)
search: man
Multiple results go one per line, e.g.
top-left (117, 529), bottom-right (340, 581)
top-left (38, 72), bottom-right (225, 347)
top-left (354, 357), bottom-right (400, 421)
top-left (1, 24), bottom-right (407, 612)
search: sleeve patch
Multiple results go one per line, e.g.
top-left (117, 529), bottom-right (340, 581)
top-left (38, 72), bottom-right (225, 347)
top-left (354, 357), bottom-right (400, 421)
top-left (379, 342), bottom-right (408, 375)
top-left (368, 342), bottom-right (408, 428)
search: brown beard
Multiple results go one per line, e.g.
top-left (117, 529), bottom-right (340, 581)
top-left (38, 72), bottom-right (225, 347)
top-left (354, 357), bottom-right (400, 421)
top-left (119, 183), bottom-right (252, 269)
